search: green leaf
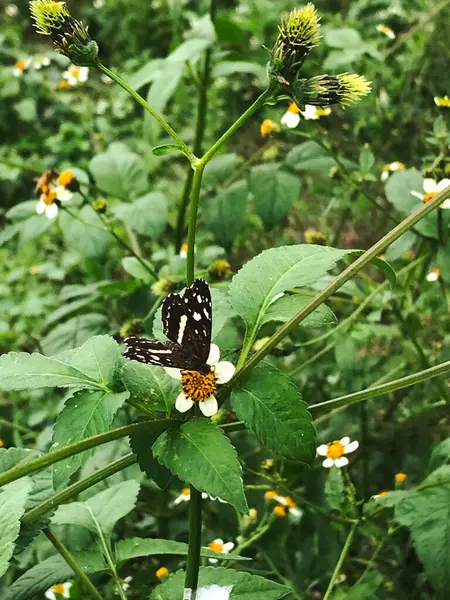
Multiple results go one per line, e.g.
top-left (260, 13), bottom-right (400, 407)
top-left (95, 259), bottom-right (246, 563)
top-left (212, 60), bottom-right (267, 81)
top-left (284, 141), bottom-right (336, 173)
top-left (344, 570), bottom-right (384, 600)
top-left (52, 390), bottom-right (129, 488)
top-left (203, 153), bottom-right (240, 188)
top-left (121, 361), bottom-right (179, 413)
top-left (231, 364), bottom-right (316, 463)
top-left (151, 566), bottom-right (290, 600)
top-left (52, 480), bottom-right (140, 535)
top-left (18, 215), bottom-right (53, 247)
top-left (116, 537), bottom-right (250, 562)
top-left (126, 58), bottom-right (165, 90)
top-left (89, 144), bottom-right (148, 200)
top-left (60, 206), bottom-right (111, 258)
top-left (325, 27), bottom-right (363, 48)
top-left (0, 222), bottom-right (22, 246)
top-left (430, 438), bottom-right (450, 471)
top-left (122, 256), bottom-right (155, 282)
top-left (203, 180), bottom-right (248, 247)
top-left (152, 144), bottom-right (184, 156)
top-left (249, 165), bottom-right (300, 230)
top-left (385, 231), bottom-right (417, 262)
top-left (129, 420), bottom-right (174, 489)
top-left (41, 313), bottom-right (110, 355)
top-left (324, 467), bottom-right (345, 511)
top-left (153, 419), bottom-right (248, 514)
top-left (437, 245), bottom-right (450, 283)
top-left (370, 257), bottom-right (396, 287)
top-left (5, 555), bottom-right (74, 600)
top-left (112, 191), bottom-right (168, 238)
top-left (228, 244), bottom-right (353, 336)
top-left (395, 467), bottom-right (450, 596)
top-left (261, 294), bottom-right (336, 329)
top-left (0, 478), bottom-right (33, 577)
top-left (359, 148), bottom-right (375, 174)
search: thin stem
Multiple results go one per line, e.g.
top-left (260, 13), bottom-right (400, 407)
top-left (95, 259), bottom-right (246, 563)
top-left (0, 417), bottom-right (34, 435)
top-left (186, 164), bottom-right (206, 285)
top-left (322, 521), bottom-right (359, 600)
top-left (233, 184), bottom-right (450, 384)
top-left (184, 487), bottom-right (203, 598)
top-left (45, 529), bottom-right (104, 600)
top-left (96, 62), bottom-right (195, 164)
top-left (23, 454), bottom-right (136, 526)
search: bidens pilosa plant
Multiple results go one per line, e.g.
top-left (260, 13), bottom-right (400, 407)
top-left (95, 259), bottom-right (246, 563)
top-left (1, 1), bottom-right (450, 599)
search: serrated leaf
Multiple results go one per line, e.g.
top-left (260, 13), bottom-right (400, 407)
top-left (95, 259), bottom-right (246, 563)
top-left (122, 256), bottom-right (155, 282)
top-left (0, 221), bottom-right (22, 246)
top-left (153, 419), bottom-right (248, 514)
top-left (261, 294), bottom-right (336, 328)
top-left (129, 420), bottom-right (174, 489)
top-left (121, 361), bottom-right (179, 414)
top-left (89, 145), bottom-right (148, 200)
top-left (430, 438), bottom-right (450, 471)
top-left (112, 192), bottom-right (168, 238)
top-left (59, 206), bottom-right (111, 258)
top-left (324, 467), bottom-right (345, 511)
top-left (5, 555), bottom-right (74, 600)
top-left (385, 231), bottom-right (417, 262)
top-left (52, 480), bottom-right (140, 535)
top-left (203, 180), bottom-right (248, 247)
top-left (151, 566), bottom-right (290, 600)
top-left (41, 313), bottom-right (110, 356)
top-left (231, 364), bottom-right (316, 463)
top-left (0, 478), bottom-right (33, 577)
top-left (249, 164), bottom-right (300, 230)
top-left (52, 390), bottom-right (129, 488)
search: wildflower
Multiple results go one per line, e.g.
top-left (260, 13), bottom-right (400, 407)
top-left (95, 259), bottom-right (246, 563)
top-left (208, 538), bottom-right (235, 563)
top-left (265, 491), bottom-right (302, 520)
top-left (260, 119), bottom-right (279, 137)
top-left (376, 24), bottom-right (395, 39)
top-left (165, 343), bottom-right (235, 417)
top-left (93, 0), bottom-right (104, 7)
top-left (316, 437), bottom-right (359, 468)
top-left (120, 319), bottom-right (144, 339)
top-left (151, 277), bottom-right (176, 296)
top-left (13, 59), bottom-right (30, 76)
top-left (35, 169), bottom-right (74, 219)
top-left (434, 96), bottom-right (450, 107)
top-left (395, 472), bottom-right (407, 484)
top-left (156, 567), bottom-right (169, 580)
top-left (273, 505), bottom-right (287, 518)
top-left (426, 268), bottom-right (440, 282)
top-left (209, 259), bottom-right (232, 280)
top-left (92, 198), bottom-right (107, 213)
top-left (45, 582), bottom-right (72, 599)
top-left (411, 178), bottom-right (450, 207)
top-left (261, 458), bottom-right (274, 470)
top-left (5, 4), bottom-right (18, 17)
top-left (58, 79), bottom-right (69, 89)
top-left (304, 228), bottom-right (326, 244)
top-left (62, 64), bottom-right (89, 86)
top-left (242, 508), bottom-right (258, 527)
top-left (304, 73), bottom-right (371, 107)
top-left (281, 102), bottom-right (301, 128)
top-left (33, 55), bottom-right (50, 69)
top-left (381, 161), bottom-right (405, 182)
top-left (372, 490), bottom-right (389, 500)
top-left (29, 0), bottom-right (98, 66)
top-left (270, 4), bottom-right (321, 83)
top-left (264, 490), bottom-right (278, 501)
top-left (300, 104), bottom-right (331, 120)
top-left (335, 574), bottom-right (347, 584)
top-left (179, 243), bottom-right (188, 258)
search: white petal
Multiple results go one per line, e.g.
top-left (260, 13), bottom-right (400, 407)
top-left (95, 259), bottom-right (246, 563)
top-left (45, 203), bottom-right (59, 219)
top-left (55, 186), bottom-right (72, 202)
top-left (281, 111), bottom-right (300, 128)
top-left (381, 170), bottom-right (389, 182)
top-left (316, 444), bottom-right (329, 456)
top-left (175, 392), bottom-right (194, 413)
top-left (289, 507), bottom-right (303, 520)
top-left (344, 441), bottom-right (359, 454)
top-left (45, 592), bottom-right (56, 600)
top-left (207, 343), bottom-right (220, 366)
top-left (201, 492), bottom-right (209, 499)
top-left (340, 436), bottom-right (350, 446)
top-left (164, 367), bottom-right (182, 379)
top-left (301, 105), bottom-right (319, 120)
top-left (79, 67), bottom-right (89, 82)
top-left (322, 457), bottom-right (335, 468)
top-left (441, 199), bottom-right (450, 209)
top-left (423, 178), bottom-right (437, 194)
top-left (222, 542), bottom-right (235, 552)
top-left (199, 395), bottom-right (218, 417)
top-left (410, 191), bottom-right (424, 200)
top-left (208, 558), bottom-right (219, 564)
top-left (426, 271), bottom-right (439, 282)
top-left (212, 538), bottom-right (224, 545)
top-left (437, 179), bottom-right (450, 191)
top-left (334, 456), bottom-right (349, 468)
top-left (214, 361), bottom-right (235, 384)
top-left (36, 199), bottom-right (46, 214)
top-left (62, 583), bottom-right (72, 598)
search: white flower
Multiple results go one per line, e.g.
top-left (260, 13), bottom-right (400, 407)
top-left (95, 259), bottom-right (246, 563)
top-left (179, 243), bottom-right (188, 258)
top-left (300, 104), bottom-right (331, 120)
top-left (62, 65), bottom-right (89, 86)
top-left (411, 178), bottom-right (450, 207)
top-left (376, 24), bottom-right (396, 39)
top-left (121, 576), bottom-right (132, 592)
top-left (172, 487), bottom-right (226, 506)
top-left (317, 437), bottom-right (359, 468)
top-left (281, 102), bottom-right (301, 128)
top-left (33, 56), bottom-right (50, 70)
top-left (208, 538), bottom-right (235, 564)
top-left (94, 0), bottom-right (104, 7)
top-left (335, 573), bottom-right (347, 584)
top-left (5, 4), bottom-right (18, 17)
top-left (13, 58), bottom-right (30, 76)
top-left (45, 582), bottom-right (72, 600)
top-left (426, 268), bottom-right (440, 282)
top-left (165, 343), bottom-right (235, 417)
top-left (381, 161), bottom-right (405, 182)
top-left (196, 585), bottom-right (233, 600)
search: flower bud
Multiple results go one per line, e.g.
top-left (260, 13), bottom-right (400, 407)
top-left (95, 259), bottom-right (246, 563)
top-left (120, 319), bottom-right (144, 339)
top-left (208, 259), bottom-right (232, 280)
top-left (152, 277), bottom-right (176, 297)
top-left (93, 198), bottom-right (107, 213)
top-left (300, 73), bottom-right (371, 107)
top-left (304, 228), bottom-right (326, 245)
top-left (30, 1), bottom-right (98, 66)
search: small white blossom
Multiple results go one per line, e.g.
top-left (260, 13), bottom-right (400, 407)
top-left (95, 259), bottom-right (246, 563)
top-left (173, 488), bottom-right (226, 506)
top-left (411, 178), bottom-right (450, 207)
top-left (63, 65), bottom-right (89, 86)
top-left (381, 161), bottom-right (405, 182)
top-left (426, 269), bottom-right (440, 282)
top-left (376, 24), bottom-right (396, 39)
top-left (13, 58), bottom-right (30, 76)
top-left (208, 539), bottom-right (235, 564)
top-left (5, 4), bottom-right (18, 17)
top-left (45, 582), bottom-right (72, 600)
top-left (33, 56), bottom-right (51, 70)
top-left (300, 104), bottom-right (331, 120)
top-left (281, 103), bottom-right (301, 128)
top-left (317, 437), bottom-right (359, 468)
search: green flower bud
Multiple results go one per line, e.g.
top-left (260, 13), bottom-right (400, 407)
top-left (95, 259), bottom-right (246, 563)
top-left (92, 198), bottom-right (107, 213)
top-left (304, 228), bottom-right (326, 245)
top-left (30, 1), bottom-right (98, 66)
top-left (152, 277), bottom-right (176, 297)
top-left (120, 319), bottom-right (144, 339)
top-left (208, 259), bottom-right (232, 280)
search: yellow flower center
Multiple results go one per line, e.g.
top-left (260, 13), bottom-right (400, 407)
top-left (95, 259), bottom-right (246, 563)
top-left (43, 190), bottom-right (58, 205)
top-left (180, 243), bottom-right (188, 254)
top-left (58, 170), bottom-right (73, 186)
top-left (288, 102), bottom-right (301, 114)
top-left (260, 119), bottom-right (278, 137)
top-left (181, 487), bottom-right (190, 496)
top-left (52, 584), bottom-right (66, 594)
top-left (156, 567), bottom-right (169, 580)
top-left (435, 96), bottom-right (450, 107)
top-left (284, 496), bottom-right (297, 509)
top-left (316, 107), bottom-right (330, 117)
top-left (209, 541), bottom-right (223, 553)
top-left (273, 505), bottom-right (287, 518)
top-left (264, 490), bottom-right (278, 500)
top-left (0, 440), bottom-right (4, 448)
top-left (16, 60), bottom-right (27, 71)
top-left (378, 490), bottom-right (388, 497)
top-left (181, 369), bottom-right (216, 401)
top-left (58, 79), bottom-right (69, 88)
top-left (70, 66), bottom-right (80, 77)
top-left (395, 472), bottom-right (407, 484)
top-left (423, 192), bottom-right (437, 203)
top-left (326, 440), bottom-right (345, 459)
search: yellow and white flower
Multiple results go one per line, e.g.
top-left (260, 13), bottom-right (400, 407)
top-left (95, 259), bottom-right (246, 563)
top-left (317, 437), bottom-right (359, 468)
top-left (173, 487), bottom-right (226, 505)
top-left (434, 96), bottom-right (450, 108)
top-left (300, 104), bottom-right (331, 120)
top-left (281, 102), bottom-right (301, 128)
top-left (376, 24), bottom-right (395, 39)
top-left (45, 582), bottom-right (72, 599)
top-left (33, 55), bottom-right (50, 69)
top-left (35, 169), bottom-right (74, 219)
top-left (260, 119), bottom-right (279, 137)
top-left (372, 490), bottom-right (389, 500)
top-left (264, 491), bottom-right (302, 520)
top-left (13, 58), bottom-right (30, 76)
top-left (179, 243), bottom-right (188, 258)
top-left (165, 344), bottom-right (235, 417)
top-left (62, 65), bottom-right (89, 86)
top-left (381, 161), bottom-right (405, 182)
top-left (208, 538), bottom-right (235, 563)
top-left (335, 573), bottom-right (347, 584)
top-left (426, 268), bottom-right (440, 282)
top-left (411, 178), bottom-right (450, 207)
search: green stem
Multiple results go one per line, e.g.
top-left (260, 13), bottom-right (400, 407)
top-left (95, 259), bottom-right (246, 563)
top-left (184, 487), bottom-right (203, 598)
top-left (0, 420), bottom-right (172, 488)
top-left (322, 521), bottom-right (359, 600)
top-left (309, 360), bottom-right (450, 414)
top-left (96, 62), bottom-right (194, 164)
top-left (186, 164), bottom-right (206, 285)
top-left (45, 529), bottom-right (104, 600)
top-left (0, 417), bottom-right (34, 435)
top-left (232, 183), bottom-right (450, 384)
top-left (23, 454), bottom-right (136, 526)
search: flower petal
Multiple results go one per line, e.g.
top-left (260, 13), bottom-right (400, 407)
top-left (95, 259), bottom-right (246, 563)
top-left (36, 199), bottom-right (46, 214)
top-left (208, 557), bottom-right (219, 564)
top-left (423, 178), bottom-right (437, 194)
top-left (281, 111), bottom-right (300, 128)
top-left (344, 441), bottom-right (359, 454)
top-left (55, 186), bottom-right (72, 202)
top-left (44, 591), bottom-right (56, 600)
top-left (334, 456), bottom-right (349, 468)
top-left (46, 203), bottom-right (58, 219)
top-left (322, 457), bottom-right (335, 468)
top-left (316, 444), bottom-right (329, 456)
top-left (164, 367), bottom-right (182, 380)
top-left (437, 178), bottom-right (450, 192)
top-left (175, 392), bottom-right (194, 413)
top-left (207, 344), bottom-right (220, 366)
top-left (199, 395), bottom-right (218, 417)
top-left (441, 199), bottom-right (450, 209)
top-left (223, 542), bottom-right (235, 552)
top-left (410, 191), bottom-right (423, 200)
top-left (214, 361), bottom-right (235, 384)
top-left (340, 436), bottom-right (350, 446)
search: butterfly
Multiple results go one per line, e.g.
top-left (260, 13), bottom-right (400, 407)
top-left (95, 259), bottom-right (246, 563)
top-left (123, 279), bottom-right (213, 374)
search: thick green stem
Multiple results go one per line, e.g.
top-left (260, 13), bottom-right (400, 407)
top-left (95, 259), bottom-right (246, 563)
top-left (45, 529), bottom-right (104, 600)
top-left (322, 521), bottom-right (359, 600)
top-left (186, 164), bottom-right (206, 285)
top-left (233, 184), bottom-right (450, 384)
top-left (23, 454), bottom-right (136, 526)
top-left (96, 62), bottom-right (194, 163)
top-left (184, 487), bottom-right (203, 598)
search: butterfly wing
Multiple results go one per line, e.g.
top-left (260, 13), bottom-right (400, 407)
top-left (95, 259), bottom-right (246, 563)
top-left (123, 337), bottom-right (199, 370)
